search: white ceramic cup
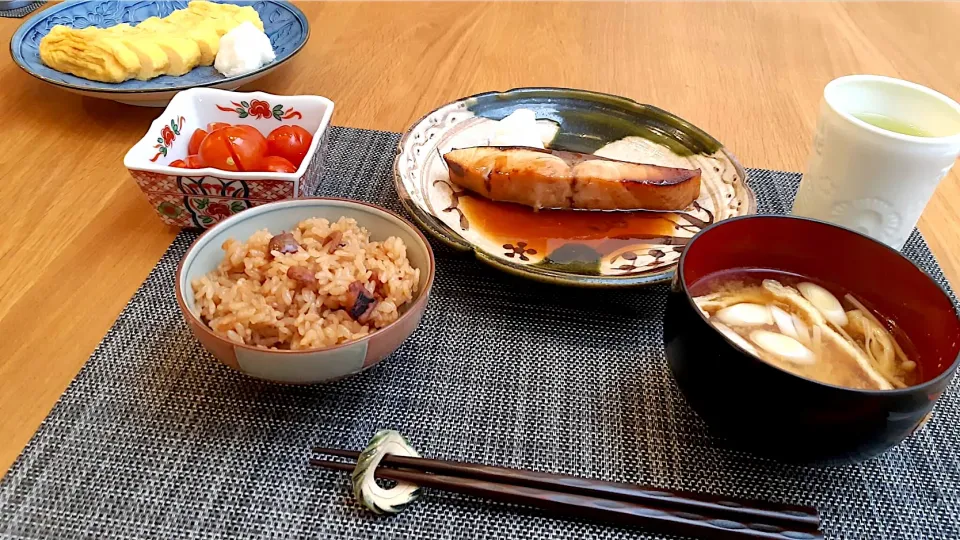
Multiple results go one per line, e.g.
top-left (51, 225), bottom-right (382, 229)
top-left (792, 75), bottom-right (960, 250)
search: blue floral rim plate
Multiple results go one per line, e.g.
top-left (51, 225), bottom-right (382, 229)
top-left (9, 0), bottom-right (309, 95)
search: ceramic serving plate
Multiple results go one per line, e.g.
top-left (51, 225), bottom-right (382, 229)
top-left (10, 0), bottom-right (309, 107)
top-left (394, 88), bottom-right (757, 287)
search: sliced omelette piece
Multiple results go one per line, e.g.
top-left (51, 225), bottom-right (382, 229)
top-left (186, 0), bottom-right (264, 30)
top-left (104, 25), bottom-right (170, 80)
top-left (228, 7), bottom-right (266, 31)
top-left (152, 33), bottom-right (203, 76)
top-left (167, 3), bottom-right (265, 65)
top-left (39, 1), bottom-right (266, 83)
top-left (162, 12), bottom-right (221, 64)
top-left (185, 24), bottom-right (223, 66)
top-left (133, 20), bottom-right (203, 77)
top-left (186, 0), bottom-right (237, 15)
top-left (39, 25), bottom-right (141, 83)
top-left (135, 16), bottom-right (175, 33)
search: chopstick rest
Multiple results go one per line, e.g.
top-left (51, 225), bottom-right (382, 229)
top-left (348, 430), bottom-right (423, 514)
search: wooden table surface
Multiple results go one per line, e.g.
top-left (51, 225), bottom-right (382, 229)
top-left (2, 1), bottom-right (960, 473)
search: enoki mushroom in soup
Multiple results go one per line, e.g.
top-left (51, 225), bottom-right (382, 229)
top-left (691, 272), bottom-right (919, 390)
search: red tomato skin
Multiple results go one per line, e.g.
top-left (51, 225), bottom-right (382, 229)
top-left (169, 159), bottom-right (187, 168)
top-left (260, 155), bottom-right (298, 173)
top-left (188, 129), bottom-right (208, 155)
top-left (184, 155), bottom-right (206, 169)
top-left (207, 122), bottom-right (231, 132)
top-left (235, 124), bottom-right (263, 138)
top-left (226, 127), bottom-right (267, 171)
top-left (266, 125), bottom-right (313, 168)
top-left (199, 130), bottom-right (239, 171)
top-left (199, 127), bottom-right (267, 172)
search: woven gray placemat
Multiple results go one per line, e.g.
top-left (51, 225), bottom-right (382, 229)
top-left (1, 126), bottom-right (958, 540)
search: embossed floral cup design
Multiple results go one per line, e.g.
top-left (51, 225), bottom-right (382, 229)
top-left (793, 75), bottom-right (960, 250)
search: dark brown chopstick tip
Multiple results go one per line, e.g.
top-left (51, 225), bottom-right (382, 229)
top-left (310, 458), bottom-right (356, 472)
top-left (313, 447), bottom-right (360, 459)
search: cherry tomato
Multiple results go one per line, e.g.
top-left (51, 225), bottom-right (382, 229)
top-left (184, 154), bottom-right (206, 169)
top-left (266, 125), bottom-right (313, 168)
top-left (169, 159), bottom-right (187, 168)
top-left (235, 124), bottom-right (263, 138)
top-left (188, 129), bottom-right (208, 155)
top-left (199, 126), bottom-right (267, 172)
top-left (207, 122), bottom-right (231, 132)
top-left (261, 155), bottom-right (298, 173)
top-left (199, 131), bottom-right (236, 170)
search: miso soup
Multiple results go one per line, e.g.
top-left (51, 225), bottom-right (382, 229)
top-left (691, 271), bottom-right (919, 390)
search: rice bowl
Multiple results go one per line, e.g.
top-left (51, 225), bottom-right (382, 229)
top-left (192, 217), bottom-right (420, 350)
top-left (175, 198), bottom-right (434, 384)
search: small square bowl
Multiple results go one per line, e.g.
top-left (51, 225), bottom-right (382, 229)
top-left (123, 88), bottom-right (334, 228)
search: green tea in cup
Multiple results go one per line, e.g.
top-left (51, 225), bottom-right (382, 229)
top-left (851, 112), bottom-right (933, 137)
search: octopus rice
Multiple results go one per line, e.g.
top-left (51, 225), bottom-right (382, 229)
top-left (192, 217), bottom-right (420, 350)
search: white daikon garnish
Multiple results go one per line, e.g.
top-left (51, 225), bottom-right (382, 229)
top-left (714, 303), bottom-right (773, 327)
top-left (770, 305), bottom-right (798, 340)
top-left (214, 22), bottom-right (276, 77)
top-left (711, 322), bottom-right (760, 356)
top-left (797, 282), bottom-right (848, 327)
top-left (750, 330), bottom-right (817, 365)
top-left (490, 109), bottom-right (544, 149)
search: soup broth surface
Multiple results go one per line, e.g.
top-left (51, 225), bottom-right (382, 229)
top-left (691, 270), bottom-right (920, 390)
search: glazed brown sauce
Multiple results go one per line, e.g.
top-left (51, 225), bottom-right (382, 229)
top-left (459, 194), bottom-right (688, 257)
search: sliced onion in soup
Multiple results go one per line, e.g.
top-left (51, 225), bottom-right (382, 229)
top-left (797, 282), bottom-right (848, 327)
top-left (715, 303), bottom-right (773, 327)
top-left (770, 305), bottom-right (799, 340)
top-left (750, 330), bottom-right (816, 365)
top-left (711, 322), bottom-right (760, 356)
top-left (791, 314), bottom-right (811, 345)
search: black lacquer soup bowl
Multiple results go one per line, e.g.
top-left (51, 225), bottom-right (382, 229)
top-left (664, 215), bottom-right (960, 464)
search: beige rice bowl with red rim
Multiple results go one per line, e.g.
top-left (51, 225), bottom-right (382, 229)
top-left (192, 216), bottom-right (421, 350)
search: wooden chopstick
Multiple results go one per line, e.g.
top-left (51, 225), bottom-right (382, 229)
top-left (311, 458), bottom-right (821, 540)
top-left (310, 450), bottom-right (822, 540)
top-left (314, 448), bottom-right (818, 528)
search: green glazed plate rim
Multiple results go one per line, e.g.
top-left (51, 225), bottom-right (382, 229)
top-left (393, 87), bottom-right (756, 288)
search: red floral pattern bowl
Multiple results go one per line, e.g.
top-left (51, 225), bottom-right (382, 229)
top-left (123, 88), bottom-right (335, 228)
